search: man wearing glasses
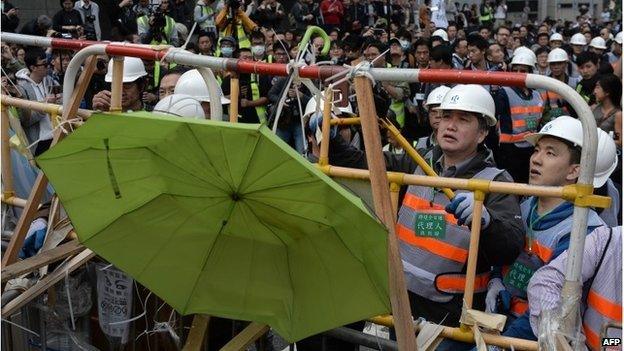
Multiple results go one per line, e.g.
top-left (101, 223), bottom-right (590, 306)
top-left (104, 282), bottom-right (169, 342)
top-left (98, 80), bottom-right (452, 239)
top-left (15, 48), bottom-right (57, 155)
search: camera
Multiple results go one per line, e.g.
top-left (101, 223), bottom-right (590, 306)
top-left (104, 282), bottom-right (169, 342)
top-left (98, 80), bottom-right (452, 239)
top-left (227, 0), bottom-right (241, 10)
top-left (151, 7), bottom-right (166, 29)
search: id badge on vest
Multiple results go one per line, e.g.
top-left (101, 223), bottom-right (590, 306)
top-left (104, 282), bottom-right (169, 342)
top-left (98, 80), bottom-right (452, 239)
top-left (525, 115), bottom-right (539, 130)
top-left (503, 260), bottom-right (534, 294)
top-left (414, 211), bottom-right (446, 239)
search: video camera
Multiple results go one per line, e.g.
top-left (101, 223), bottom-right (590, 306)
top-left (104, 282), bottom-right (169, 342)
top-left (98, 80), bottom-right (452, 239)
top-left (151, 7), bottom-right (166, 29)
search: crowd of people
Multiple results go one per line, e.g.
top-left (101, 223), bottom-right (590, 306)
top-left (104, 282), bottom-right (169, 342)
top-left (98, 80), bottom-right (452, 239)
top-left (1, 0), bottom-right (622, 350)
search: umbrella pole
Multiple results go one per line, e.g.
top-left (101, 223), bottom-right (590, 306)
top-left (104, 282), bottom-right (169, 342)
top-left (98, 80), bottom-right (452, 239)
top-left (1, 105), bottom-right (14, 200)
top-left (1, 55), bottom-right (97, 268)
top-left (353, 76), bottom-right (417, 350)
top-left (230, 76), bottom-right (239, 123)
top-left (110, 56), bottom-right (124, 113)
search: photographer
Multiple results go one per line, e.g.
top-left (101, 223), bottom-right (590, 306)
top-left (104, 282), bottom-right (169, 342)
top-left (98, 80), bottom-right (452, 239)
top-left (74, 0), bottom-right (101, 40)
top-left (137, 0), bottom-right (178, 46)
top-left (53, 0), bottom-right (83, 39)
top-left (268, 77), bottom-right (310, 154)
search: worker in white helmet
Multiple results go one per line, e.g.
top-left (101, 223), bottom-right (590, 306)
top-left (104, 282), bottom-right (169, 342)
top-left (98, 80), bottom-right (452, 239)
top-left (492, 47), bottom-right (544, 184)
top-left (569, 32), bottom-right (588, 77)
top-left (414, 85), bottom-right (451, 157)
top-left (173, 69), bottom-right (230, 119)
top-left (539, 48), bottom-right (581, 122)
top-left (313, 85), bottom-right (524, 348)
top-left (92, 57), bottom-right (148, 112)
top-left (153, 94), bottom-right (206, 119)
top-left (485, 116), bottom-right (613, 342)
top-left (548, 33), bottom-right (563, 49)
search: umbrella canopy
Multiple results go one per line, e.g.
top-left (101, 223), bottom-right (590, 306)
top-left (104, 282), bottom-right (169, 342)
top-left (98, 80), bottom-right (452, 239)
top-left (37, 112), bottom-right (390, 342)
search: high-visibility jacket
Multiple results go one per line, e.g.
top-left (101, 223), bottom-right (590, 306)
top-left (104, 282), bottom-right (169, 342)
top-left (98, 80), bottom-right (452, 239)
top-left (502, 199), bottom-right (604, 317)
top-left (397, 166), bottom-right (503, 302)
top-left (198, 4), bottom-right (215, 30)
top-left (582, 227), bottom-right (622, 351)
top-left (219, 23), bottom-right (250, 49)
top-left (386, 63), bottom-right (406, 127)
top-left (499, 86), bottom-right (543, 147)
top-left (137, 15), bottom-right (176, 45)
top-left (250, 74), bottom-right (266, 124)
top-left (479, 6), bottom-right (493, 23)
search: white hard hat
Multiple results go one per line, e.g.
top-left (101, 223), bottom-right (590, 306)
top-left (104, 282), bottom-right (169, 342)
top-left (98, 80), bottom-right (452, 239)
top-left (425, 85), bottom-right (451, 107)
top-left (432, 29), bottom-right (449, 42)
top-left (547, 48), bottom-right (569, 63)
top-left (303, 97), bottom-right (354, 118)
top-left (525, 116), bottom-right (583, 147)
top-left (436, 84), bottom-right (496, 127)
top-left (174, 69), bottom-right (231, 104)
top-left (589, 37), bottom-right (607, 50)
top-left (615, 32), bottom-right (623, 45)
top-left (511, 47), bottom-right (537, 68)
top-left (549, 33), bottom-right (563, 42)
top-left (570, 33), bottom-right (588, 46)
top-left (594, 128), bottom-right (618, 187)
top-left (153, 94), bottom-right (205, 119)
top-left (104, 57), bottom-right (147, 83)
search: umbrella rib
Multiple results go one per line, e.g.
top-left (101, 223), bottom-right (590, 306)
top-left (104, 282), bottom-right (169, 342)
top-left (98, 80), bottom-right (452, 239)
top-left (243, 198), bottom-right (332, 228)
top-left (238, 158), bottom-right (310, 194)
top-left (181, 201), bottom-right (238, 313)
top-left (145, 147), bottom-right (227, 190)
top-left (183, 124), bottom-right (236, 192)
top-left (241, 178), bottom-right (321, 196)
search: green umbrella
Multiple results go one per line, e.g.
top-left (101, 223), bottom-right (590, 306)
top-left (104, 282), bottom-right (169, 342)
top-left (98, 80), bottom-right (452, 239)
top-left (37, 112), bottom-right (390, 342)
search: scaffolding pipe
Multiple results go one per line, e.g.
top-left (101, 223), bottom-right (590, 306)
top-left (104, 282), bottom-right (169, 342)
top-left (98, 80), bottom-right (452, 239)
top-left (0, 95), bottom-right (92, 119)
top-left (322, 327), bottom-right (399, 351)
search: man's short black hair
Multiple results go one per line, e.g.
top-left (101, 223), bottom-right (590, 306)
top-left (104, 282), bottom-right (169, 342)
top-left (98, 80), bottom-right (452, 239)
top-left (414, 37), bottom-right (430, 50)
top-left (479, 25), bottom-right (490, 32)
top-left (430, 45), bottom-right (452, 66)
top-left (534, 46), bottom-right (550, 56)
top-left (365, 41), bottom-right (387, 53)
top-left (25, 48), bottom-right (47, 70)
top-left (467, 33), bottom-right (488, 51)
top-left (576, 51), bottom-right (599, 66)
top-left (537, 32), bottom-right (549, 40)
top-left (496, 25), bottom-right (510, 34)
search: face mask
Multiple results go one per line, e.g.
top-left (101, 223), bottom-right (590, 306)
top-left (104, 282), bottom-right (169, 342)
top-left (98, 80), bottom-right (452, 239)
top-left (221, 47), bottom-right (234, 57)
top-left (400, 40), bottom-right (411, 51)
top-left (252, 45), bottom-right (265, 57)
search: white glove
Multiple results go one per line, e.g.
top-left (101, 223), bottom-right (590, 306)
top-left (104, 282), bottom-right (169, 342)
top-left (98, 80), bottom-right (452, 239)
top-left (485, 278), bottom-right (505, 313)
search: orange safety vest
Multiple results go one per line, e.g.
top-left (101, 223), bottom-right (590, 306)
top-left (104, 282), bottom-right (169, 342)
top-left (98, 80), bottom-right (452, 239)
top-left (396, 166), bottom-right (502, 303)
top-left (582, 227), bottom-right (622, 351)
top-left (501, 199), bottom-right (605, 317)
top-left (499, 87), bottom-right (543, 147)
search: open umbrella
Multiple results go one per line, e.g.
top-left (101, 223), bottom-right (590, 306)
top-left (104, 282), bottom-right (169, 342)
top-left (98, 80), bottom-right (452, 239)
top-left (36, 112), bottom-right (390, 342)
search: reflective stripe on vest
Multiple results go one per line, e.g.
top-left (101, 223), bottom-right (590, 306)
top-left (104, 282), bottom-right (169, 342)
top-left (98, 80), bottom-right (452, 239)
top-left (251, 74), bottom-right (266, 124)
top-left (576, 83), bottom-right (591, 103)
top-left (435, 272), bottom-right (490, 294)
top-left (582, 227), bottom-right (622, 351)
top-left (501, 199), bottom-right (605, 316)
top-left (397, 166), bottom-right (504, 303)
top-left (499, 87), bottom-right (543, 147)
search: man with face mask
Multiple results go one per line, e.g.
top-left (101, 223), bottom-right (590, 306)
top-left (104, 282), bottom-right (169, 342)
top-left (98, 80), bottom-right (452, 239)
top-left (250, 30), bottom-right (270, 62)
top-left (540, 48), bottom-right (581, 122)
top-left (218, 36), bottom-right (237, 58)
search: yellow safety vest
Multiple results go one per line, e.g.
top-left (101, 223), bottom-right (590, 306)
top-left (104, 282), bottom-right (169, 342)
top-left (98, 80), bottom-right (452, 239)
top-left (479, 6), bottom-right (493, 23)
top-left (199, 5), bottom-right (215, 30)
top-left (250, 74), bottom-right (266, 124)
top-left (137, 15), bottom-right (176, 45)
